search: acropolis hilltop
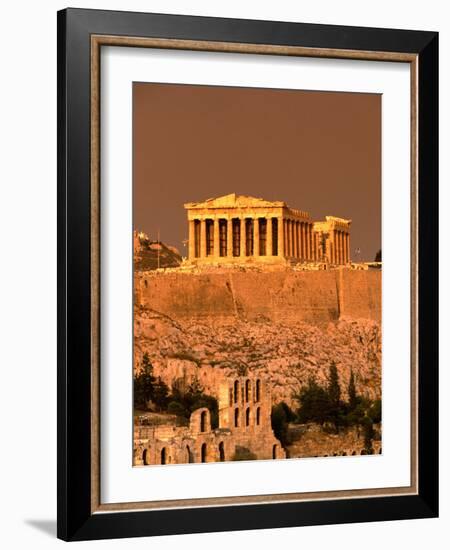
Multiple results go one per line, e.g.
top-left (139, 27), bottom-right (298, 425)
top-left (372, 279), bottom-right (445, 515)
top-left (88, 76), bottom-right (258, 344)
top-left (184, 193), bottom-right (351, 266)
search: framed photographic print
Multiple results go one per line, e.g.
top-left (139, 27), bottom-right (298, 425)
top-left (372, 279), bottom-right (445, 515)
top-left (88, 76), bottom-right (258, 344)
top-left (57, 8), bottom-right (438, 541)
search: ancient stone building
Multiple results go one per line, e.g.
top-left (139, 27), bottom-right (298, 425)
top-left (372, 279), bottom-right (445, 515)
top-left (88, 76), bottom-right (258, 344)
top-left (134, 375), bottom-right (285, 466)
top-left (184, 193), bottom-right (351, 265)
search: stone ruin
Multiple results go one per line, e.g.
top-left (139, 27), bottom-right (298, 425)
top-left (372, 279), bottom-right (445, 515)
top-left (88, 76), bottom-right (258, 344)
top-left (133, 375), bottom-right (285, 466)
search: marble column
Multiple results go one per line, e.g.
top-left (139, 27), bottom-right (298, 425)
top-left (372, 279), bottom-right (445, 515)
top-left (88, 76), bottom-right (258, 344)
top-left (266, 217), bottom-right (273, 257)
top-left (284, 220), bottom-right (288, 257)
top-left (333, 230), bottom-right (337, 264)
top-left (304, 224), bottom-right (309, 260)
top-left (291, 221), bottom-right (296, 257)
top-left (284, 220), bottom-right (288, 256)
top-left (346, 233), bottom-right (350, 263)
top-left (253, 217), bottom-right (260, 257)
top-left (285, 220), bottom-right (289, 256)
top-left (240, 218), bottom-right (246, 257)
top-left (294, 222), bottom-right (299, 258)
top-left (227, 219), bottom-right (233, 257)
top-left (188, 219), bottom-right (195, 260)
top-left (213, 218), bottom-right (220, 258)
top-left (200, 219), bottom-right (207, 258)
top-left (289, 220), bottom-right (295, 258)
top-left (344, 232), bottom-right (347, 263)
top-left (278, 217), bottom-right (284, 257)
top-left (301, 222), bottom-right (306, 260)
top-left (336, 231), bottom-right (340, 264)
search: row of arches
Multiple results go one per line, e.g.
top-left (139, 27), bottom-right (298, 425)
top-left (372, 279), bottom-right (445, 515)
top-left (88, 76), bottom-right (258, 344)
top-left (142, 441), bottom-right (227, 465)
top-left (231, 379), bottom-right (261, 405)
top-left (234, 406), bottom-right (261, 428)
top-left (319, 448), bottom-right (382, 458)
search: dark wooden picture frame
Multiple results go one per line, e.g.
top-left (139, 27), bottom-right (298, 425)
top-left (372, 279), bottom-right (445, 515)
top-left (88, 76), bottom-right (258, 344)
top-left (57, 8), bottom-right (438, 542)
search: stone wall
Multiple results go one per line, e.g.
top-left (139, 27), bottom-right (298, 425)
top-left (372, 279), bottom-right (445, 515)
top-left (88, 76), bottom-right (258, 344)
top-left (286, 423), bottom-right (382, 458)
top-left (135, 268), bottom-right (381, 324)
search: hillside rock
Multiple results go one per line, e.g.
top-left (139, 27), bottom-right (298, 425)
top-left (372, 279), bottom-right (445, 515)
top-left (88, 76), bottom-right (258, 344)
top-left (134, 305), bottom-right (381, 407)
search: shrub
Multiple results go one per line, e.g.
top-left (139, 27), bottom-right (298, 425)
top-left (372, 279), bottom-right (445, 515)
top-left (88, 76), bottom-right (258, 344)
top-left (271, 402), bottom-right (292, 447)
top-left (232, 446), bottom-right (257, 461)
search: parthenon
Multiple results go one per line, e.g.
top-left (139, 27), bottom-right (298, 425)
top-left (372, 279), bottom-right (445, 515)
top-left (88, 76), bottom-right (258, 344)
top-left (184, 193), bottom-right (351, 265)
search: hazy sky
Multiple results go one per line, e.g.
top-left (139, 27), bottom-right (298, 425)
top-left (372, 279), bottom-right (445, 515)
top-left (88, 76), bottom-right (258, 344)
top-left (133, 83), bottom-right (381, 261)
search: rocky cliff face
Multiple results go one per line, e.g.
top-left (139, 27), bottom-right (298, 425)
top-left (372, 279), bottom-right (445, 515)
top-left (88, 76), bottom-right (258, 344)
top-left (134, 304), bottom-right (381, 407)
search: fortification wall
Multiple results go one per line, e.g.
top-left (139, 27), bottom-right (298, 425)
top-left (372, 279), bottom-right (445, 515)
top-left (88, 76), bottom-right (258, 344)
top-left (337, 269), bottom-right (381, 323)
top-left (135, 268), bottom-right (381, 324)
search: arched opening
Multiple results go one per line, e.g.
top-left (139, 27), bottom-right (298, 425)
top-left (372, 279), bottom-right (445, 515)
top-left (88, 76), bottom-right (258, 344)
top-left (201, 443), bottom-right (207, 463)
top-left (342, 452), bottom-right (347, 456)
top-left (379, 447), bottom-right (382, 454)
top-left (272, 444), bottom-right (278, 459)
top-left (161, 447), bottom-right (166, 465)
top-left (234, 408), bottom-right (239, 428)
top-left (200, 410), bottom-right (207, 432)
top-left (256, 407), bottom-right (261, 426)
top-left (245, 380), bottom-right (251, 402)
top-left (219, 441), bottom-right (225, 462)
top-left (360, 450), bottom-right (366, 455)
top-left (234, 380), bottom-right (239, 403)
top-left (351, 450), bottom-right (356, 456)
top-left (245, 408), bottom-right (250, 427)
top-left (186, 445), bottom-right (194, 463)
top-left (256, 380), bottom-right (261, 402)
top-left (143, 448), bottom-right (149, 465)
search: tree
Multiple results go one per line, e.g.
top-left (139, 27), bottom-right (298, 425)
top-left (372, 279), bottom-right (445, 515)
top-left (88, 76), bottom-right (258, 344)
top-left (165, 376), bottom-right (219, 429)
top-left (362, 416), bottom-right (375, 454)
top-left (232, 446), bottom-right (257, 461)
top-left (326, 363), bottom-right (342, 431)
top-left (134, 353), bottom-right (156, 409)
top-left (347, 370), bottom-right (358, 410)
top-left (327, 363), bottom-right (341, 407)
top-left (294, 376), bottom-right (331, 425)
top-left (368, 399), bottom-right (382, 424)
top-left (152, 377), bottom-right (169, 411)
top-left (271, 402), bottom-right (291, 447)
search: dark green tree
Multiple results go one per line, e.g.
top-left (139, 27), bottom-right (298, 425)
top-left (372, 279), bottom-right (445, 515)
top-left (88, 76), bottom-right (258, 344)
top-left (327, 363), bottom-right (342, 431)
top-left (152, 377), bottom-right (170, 411)
top-left (134, 352), bottom-right (156, 409)
top-left (271, 402), bottom-right (292, 447)
top-left (166, 376), bottom-right (219, 429)
top-left (327, 362), bottom-right (341, 407)
top-left (362, 416), bottom-right (375, 454)
top-left (368, 399), bottom-right (382, 424)
top-left (232, 446), bottom-right (257, 461)
top-left (347, 370), bottom-right (358, 410)
top-left (294, 376), bottom-right (331, 425)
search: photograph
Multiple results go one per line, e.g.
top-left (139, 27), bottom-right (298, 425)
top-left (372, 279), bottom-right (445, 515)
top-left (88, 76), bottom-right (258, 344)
top-left (132, 82), bottom-right (382, 466)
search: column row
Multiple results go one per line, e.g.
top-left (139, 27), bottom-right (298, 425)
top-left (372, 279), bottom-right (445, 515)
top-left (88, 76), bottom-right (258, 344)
top-left (282, 219), bottom-right (316, 261)
top-left (189, 217), bottom-right (282, 259)
top-left (330, 230), bottom-right (350, 264)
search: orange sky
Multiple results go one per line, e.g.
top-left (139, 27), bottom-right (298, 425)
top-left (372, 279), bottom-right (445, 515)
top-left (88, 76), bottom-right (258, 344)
top-left (133, 82), bottom-right (381, 261)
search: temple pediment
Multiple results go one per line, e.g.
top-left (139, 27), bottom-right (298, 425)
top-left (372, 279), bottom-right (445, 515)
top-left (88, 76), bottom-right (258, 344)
top-left (184, 193), bottom-right (285, 210)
